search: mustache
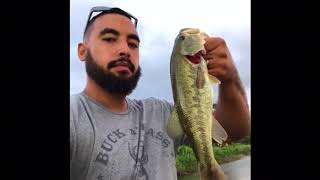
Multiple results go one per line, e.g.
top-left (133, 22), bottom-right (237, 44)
top-left (107, 56), bottom-right (135, 72)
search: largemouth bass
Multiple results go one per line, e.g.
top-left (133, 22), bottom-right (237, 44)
top-left (167, 28), bottom-right (228, 180)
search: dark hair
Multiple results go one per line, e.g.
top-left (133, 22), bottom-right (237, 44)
top-left (83, 8), bottom-right (134, 39)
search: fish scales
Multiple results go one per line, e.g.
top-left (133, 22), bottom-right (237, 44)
top-left (167, 28), bottom-right (227, 180)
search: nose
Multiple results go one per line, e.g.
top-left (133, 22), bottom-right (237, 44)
top-left (117, 41), bottom-right (131, 58)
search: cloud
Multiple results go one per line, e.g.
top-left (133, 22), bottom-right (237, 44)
top-left (70, 0), bottom-right (251, 109)
top-left (70, 44), bottom-right (86, 94)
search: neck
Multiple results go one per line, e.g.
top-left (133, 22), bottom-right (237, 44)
top-left (84, 77), bottom-right (128, 113)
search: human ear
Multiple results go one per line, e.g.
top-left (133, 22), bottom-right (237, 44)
top-left (77, 43), bottom-right (87, 61)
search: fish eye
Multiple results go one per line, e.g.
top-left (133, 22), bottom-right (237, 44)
top-left (179, 35), bottom-right (185, 41)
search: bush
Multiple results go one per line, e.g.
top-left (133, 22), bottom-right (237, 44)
top-left (213, 143), bottom-right (251, 163)
top-left (176, 145), bottom-right (197, 173)
top-left (176, 142), bottom-right (251, 175)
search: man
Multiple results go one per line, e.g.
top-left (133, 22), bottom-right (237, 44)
top-left (70, 7), bottom-right (250, 180)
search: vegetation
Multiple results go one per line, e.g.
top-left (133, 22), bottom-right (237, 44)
top-left (176, 145), bottom-right (198, 174)
top-left (176, 136), bottom-right (251, 176)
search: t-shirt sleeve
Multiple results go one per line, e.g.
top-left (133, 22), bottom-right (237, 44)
top-left (70, 108), bottom-right (76, 161)
top-left (156, 99), bottom-right (192, 150)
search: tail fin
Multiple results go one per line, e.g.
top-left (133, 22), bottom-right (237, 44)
top-left (198, 159), bottom-right (227, 180)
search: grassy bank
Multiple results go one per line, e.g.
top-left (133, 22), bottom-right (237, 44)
top-left (176, 136), bottom-right (251, 176)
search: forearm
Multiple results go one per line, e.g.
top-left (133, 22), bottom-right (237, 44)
top-left (214, 75), bottom-right (251, 142)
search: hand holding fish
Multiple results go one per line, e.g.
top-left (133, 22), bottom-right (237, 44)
top-left (204, 37), bottom-right (250, 141)
top-left (203, 37), bottom-right (238, 84)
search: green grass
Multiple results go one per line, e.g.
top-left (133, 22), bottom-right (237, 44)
top-left (176, 145), bottom-right (198, 175)
top-left (176, 136), bottom-right (251, 176)
top-left (213, 143), bottom-right (251, 164)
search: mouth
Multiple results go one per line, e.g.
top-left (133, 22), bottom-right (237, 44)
top-left (115, 62), bottom-right (130, 68)
top-left (186, 51), bottom-right (203, 64)
top-left (109, 61), bottom-right (135, 73)
top-left (112, 65), bottom-right (131, 71)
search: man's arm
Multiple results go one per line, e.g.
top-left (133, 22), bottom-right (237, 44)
top-left (215, 73), bottom-right (250, 142)
top-left (204, 37), bottom-right (251, 142)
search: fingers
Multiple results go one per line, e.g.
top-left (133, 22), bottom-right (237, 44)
top-left (203, 38), bottom-right (229, 60)
top-left (204, 37), bottom-right (227, 52)
top-left (203, 45), bottom-right (228, 60)
top-left (206, 57), bottom-right (227, 70)
top-left (203, 36), bottom-right (237, 83)
top-left (206, 56), bottom-right (236, 83)
top-left (208, 69), bottom-right (226, 81)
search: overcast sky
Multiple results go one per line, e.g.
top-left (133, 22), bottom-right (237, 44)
top-left (70, 0), bottom-right (251, 108)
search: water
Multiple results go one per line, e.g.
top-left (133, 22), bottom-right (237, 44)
top-left (178, 156), bottom-right (251, 180)
top-left (178, 174), bottom-right (199, 180)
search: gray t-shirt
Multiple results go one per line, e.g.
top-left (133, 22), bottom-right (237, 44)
top-left (70, 92), bottom-right (186, 180)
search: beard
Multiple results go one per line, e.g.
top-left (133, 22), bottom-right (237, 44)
top-left (85, 51), bottom-right (141, 96)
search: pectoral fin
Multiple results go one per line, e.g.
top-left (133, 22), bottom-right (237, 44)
top-left (166, 106), bottom-right (184, 139)
top-left (211, 112), bottom-right (228, 144)
top-left (209, 74), bottom-right (221, 85)
top-left (196, 66), bottom-right (205, 89)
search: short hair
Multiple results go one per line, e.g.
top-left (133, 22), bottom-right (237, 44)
top-left (83, 8), bottom-right (135, 40)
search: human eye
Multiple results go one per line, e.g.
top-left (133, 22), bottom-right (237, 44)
top-left (102, 37), bottom-right (116, 43)
top-left (128, 42), bottom-right (139, 49)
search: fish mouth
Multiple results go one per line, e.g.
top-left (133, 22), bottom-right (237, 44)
top-left (186, 51), bottom-right (203, 64)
